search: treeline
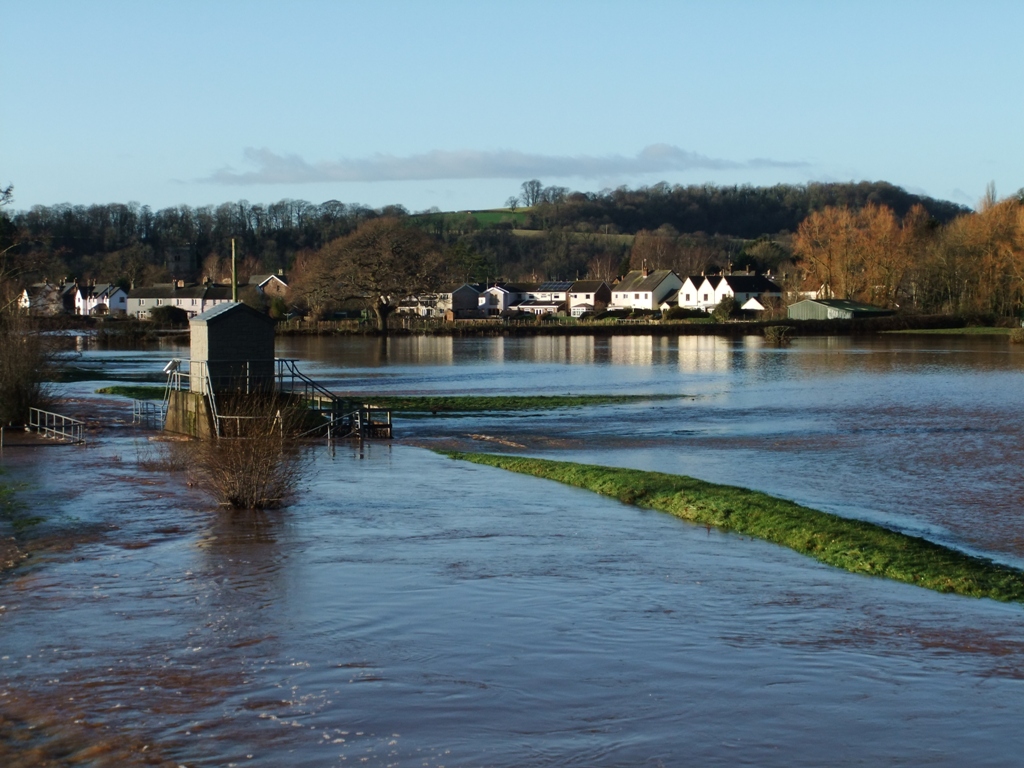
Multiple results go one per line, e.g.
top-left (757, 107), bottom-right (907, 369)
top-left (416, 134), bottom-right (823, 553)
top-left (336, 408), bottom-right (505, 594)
top-left (793, 196), bottom-right (1024, 316)
top-left (0, 182), bottom-right (968, 289)
top-left (1, 199), bottom-right (402, 287)
top-left (5, 180), bottom-right (1023, 318)
top-left (513, 180), bottom-right (969, 238)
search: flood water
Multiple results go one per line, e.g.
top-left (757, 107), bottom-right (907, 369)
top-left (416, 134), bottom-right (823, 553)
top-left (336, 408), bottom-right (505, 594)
top-left (2, 333), bottom-right (1024, 766)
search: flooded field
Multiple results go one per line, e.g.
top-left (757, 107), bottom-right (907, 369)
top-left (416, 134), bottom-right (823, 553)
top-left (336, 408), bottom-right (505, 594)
top-left (2, 334), bottom-right (1024, 766)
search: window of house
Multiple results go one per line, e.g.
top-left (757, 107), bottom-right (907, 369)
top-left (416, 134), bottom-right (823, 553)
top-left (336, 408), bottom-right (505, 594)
top-left (156, 299), bottom-right (162, 306)
top-left (703, 294), bottom-right (708, 301)
top-left (139, 299), bottom-right (146, 306)
top-left (644, 293), bottom-right (649, 299)
top-left (634, 293), bottom-right (640, 299)
top-left (685, 293), bottom-right (690, 301)
top-left (585, 294), bottom-right (591, 299)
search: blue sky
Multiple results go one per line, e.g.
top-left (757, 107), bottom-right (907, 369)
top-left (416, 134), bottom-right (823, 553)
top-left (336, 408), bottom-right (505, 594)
top-left (3, 0), bottom-right (1022, 213)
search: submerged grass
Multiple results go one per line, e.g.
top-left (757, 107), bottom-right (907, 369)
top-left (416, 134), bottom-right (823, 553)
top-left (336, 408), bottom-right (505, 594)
top-left (884, 327), bottom-right (1012, 335)
top-left (366, 394), bottom-right (677, 413)
top-left (443, 452), bottom-right (1024, 603)
top-left (95, 385), bottom-right (166, 399)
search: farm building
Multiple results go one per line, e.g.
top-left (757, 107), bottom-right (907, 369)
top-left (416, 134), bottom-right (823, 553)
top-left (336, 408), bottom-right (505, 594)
top-left (787, 299), bottom-right (895, 320)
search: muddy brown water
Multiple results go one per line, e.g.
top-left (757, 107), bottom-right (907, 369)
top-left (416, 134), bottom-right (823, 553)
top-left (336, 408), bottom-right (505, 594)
top-left (2, 334), bottom-right (1024, 766)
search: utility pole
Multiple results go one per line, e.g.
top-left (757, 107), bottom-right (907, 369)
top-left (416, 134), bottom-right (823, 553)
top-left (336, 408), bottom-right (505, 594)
top-left (231, 238), bottom-right (238, 302)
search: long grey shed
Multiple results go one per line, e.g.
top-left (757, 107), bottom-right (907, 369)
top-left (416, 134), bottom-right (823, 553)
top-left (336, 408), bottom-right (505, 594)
top-left (787, 299), bottom-right (895, 321)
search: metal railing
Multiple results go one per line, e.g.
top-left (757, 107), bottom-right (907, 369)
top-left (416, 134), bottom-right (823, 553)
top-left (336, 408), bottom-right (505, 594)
top-left (161, 357), bottom-right (391, 441)
top-left (132, 399), bottom-right (167, 427)
top-left (29, 407), bottom-right (85, 444)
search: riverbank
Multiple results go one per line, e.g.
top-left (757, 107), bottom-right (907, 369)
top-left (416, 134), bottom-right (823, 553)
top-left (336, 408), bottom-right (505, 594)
top-left (278, 312), bottom-right (998, 338)
top-left (443, 452), bottom-right (1024, 603)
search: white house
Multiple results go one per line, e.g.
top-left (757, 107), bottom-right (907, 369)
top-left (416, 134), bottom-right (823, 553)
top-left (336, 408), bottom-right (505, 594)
top-left (79, 284), bottom-right (128, 315)
top-left (127, 282), bottom-right (237, 319)
top-left (677, 276), bottom-right (712, 310)
top-left (687, 276), bottom-right (723, 311)
top-left (511, 299), bottom-right (564, 315)
top-left (609, 268), bottom-right (683, 311)
top-left (568, 280), bottom-right (611, 317)
top-left (711, 275), bottom-right (783, 309)
top-left (478, 283), bottom-right (537, 315)
top-left (509, 281), bottom-right (572, 315)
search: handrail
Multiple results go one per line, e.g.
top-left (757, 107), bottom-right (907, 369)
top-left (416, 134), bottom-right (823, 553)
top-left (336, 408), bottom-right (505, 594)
top-left (160, 357), bottom-right (390, 441)
top-left (132, 399), bottom-right (166, 427)
top-left (29, 407), bottom-right (85, 444)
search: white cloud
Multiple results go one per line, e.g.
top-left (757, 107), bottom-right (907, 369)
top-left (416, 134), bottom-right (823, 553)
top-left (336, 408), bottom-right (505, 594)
top-left (202, 145), bottom-right (809, 185)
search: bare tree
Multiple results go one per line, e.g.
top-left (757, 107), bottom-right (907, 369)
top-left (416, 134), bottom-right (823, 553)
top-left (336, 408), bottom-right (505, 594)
top-left (521, 180), bottom-right (543, 208)
top-left (505, 196), bottom-right (520, 213)
top-left (288, 249), bottom-right (336, 320)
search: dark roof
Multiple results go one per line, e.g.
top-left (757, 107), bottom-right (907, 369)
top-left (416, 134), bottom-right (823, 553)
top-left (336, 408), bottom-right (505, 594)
top-left (504, 283), bottom-right (538, 293)
top-left (127, 283), bottom-right (250, 301)
top-left (796, 299), bottom-right (892, 313)
top-left (250, 273), bottom-right (288, 286)
top-left (536, 281), bottom-right (573, 292)
top-left (615, 270), bottom-right (679, 292)
top-left (721, 275), bottom-right (782, 293)
top-left (513, 298), bottom-right (565, 307)
top-left (190, 301), bottom-right (275, 325)
top-left (570, 280), bottom-right (608, 292)
top-left (128, 284), bottom-right (207, 299)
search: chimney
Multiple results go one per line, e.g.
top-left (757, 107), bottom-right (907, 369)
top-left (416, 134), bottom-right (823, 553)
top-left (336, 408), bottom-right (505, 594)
top-left (642, 259), bottom-right (650, 278)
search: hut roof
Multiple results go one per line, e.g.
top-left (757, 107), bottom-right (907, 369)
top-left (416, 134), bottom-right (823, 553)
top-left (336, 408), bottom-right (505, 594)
top-left (190, 301), bottom-right (275, 326)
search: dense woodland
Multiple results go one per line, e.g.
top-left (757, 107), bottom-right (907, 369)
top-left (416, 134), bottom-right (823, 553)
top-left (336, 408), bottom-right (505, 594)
top-left (2, 179), bottom-right (1024, 319)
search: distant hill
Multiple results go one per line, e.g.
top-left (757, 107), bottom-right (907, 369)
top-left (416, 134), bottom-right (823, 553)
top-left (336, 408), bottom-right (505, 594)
top-left (511, 181), bottom-right (969, 238)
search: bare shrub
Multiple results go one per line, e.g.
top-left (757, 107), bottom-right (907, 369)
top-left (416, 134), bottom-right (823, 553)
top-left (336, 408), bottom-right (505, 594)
top-left (1010, 328), bottom-right (1024, 344)
top-left (186, 397), bottom-right (309, 510)
top-left (764, 325), bottom-right (794, 346)
top-left (0, 311), bottom-right (56, 426)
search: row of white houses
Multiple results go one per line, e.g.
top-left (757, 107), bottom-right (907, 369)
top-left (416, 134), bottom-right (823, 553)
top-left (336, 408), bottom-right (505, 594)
top-left (398, 269), bottom-right (784, 319)
top-left (18, 282), bottom-right (129, 316)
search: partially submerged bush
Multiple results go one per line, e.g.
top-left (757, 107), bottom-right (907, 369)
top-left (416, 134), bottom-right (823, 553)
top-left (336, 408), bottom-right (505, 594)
top-left (764, 325), bottom-right (794, 346)
top-left (1009, 328), bottom-right (1024, 344)
top-left (183, 397), bottom-right (309, 510)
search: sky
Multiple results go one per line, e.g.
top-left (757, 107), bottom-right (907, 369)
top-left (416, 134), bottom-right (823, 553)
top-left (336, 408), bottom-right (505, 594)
top-left (3, 0), bottom-right (1023, 214)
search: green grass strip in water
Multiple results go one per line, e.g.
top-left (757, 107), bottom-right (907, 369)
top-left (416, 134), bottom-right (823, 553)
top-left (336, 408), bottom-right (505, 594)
top-left (95, 385), bottom-right (166, 400)
top-left (367, 394), bottom-right (676, 413)
top-left (442, 452), bottom-right (1024, 602)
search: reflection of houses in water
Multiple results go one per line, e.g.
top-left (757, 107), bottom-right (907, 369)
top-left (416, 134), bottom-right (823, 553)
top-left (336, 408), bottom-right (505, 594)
top-left (610, 336), bottom-right (655, 367)
top-left (406, 336), bottom-right (454, 365)
top-left (677, 336), bottom-right (733, 373)
top-left (526, 336), bottom-right (574, 364)
top-left (566, 336), bottom-right (596, 365)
